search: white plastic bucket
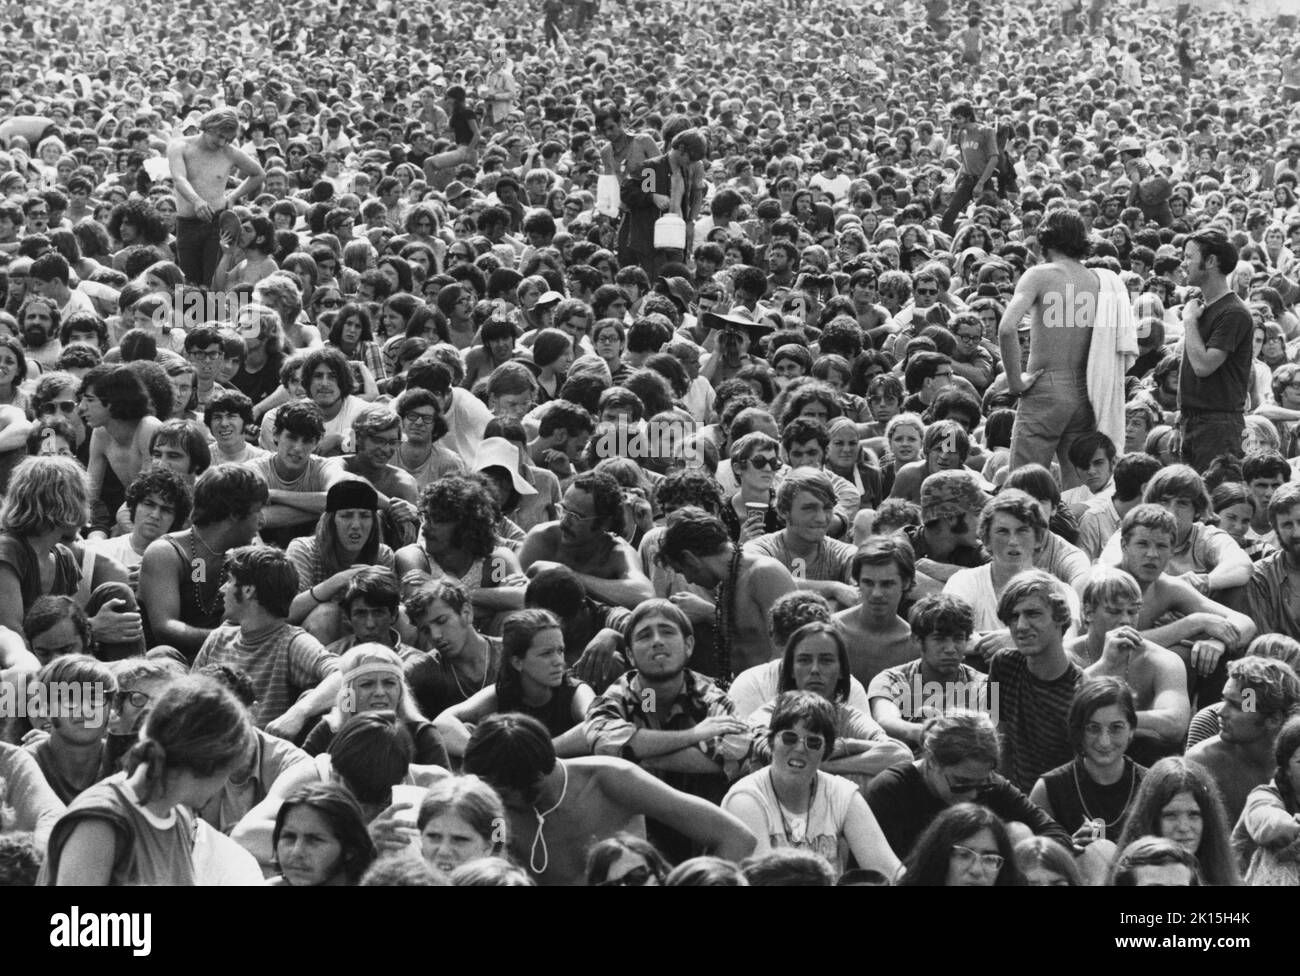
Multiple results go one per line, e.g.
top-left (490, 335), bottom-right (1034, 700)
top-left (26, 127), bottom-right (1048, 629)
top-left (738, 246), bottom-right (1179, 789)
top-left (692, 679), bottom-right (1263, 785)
top-left (654, 213), bottom-right (686, 250)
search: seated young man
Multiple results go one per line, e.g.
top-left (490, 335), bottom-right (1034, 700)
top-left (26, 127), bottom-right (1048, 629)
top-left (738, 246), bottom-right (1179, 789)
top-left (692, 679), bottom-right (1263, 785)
top-left (1060, 430), bottom-right (1116, 519)
top-left (329, 405), bottom-right (420, 546)
top-left (832, 536), bottom-right (918, 687)
top-left (869, 593), bottom-right (989, 751)
top-left (1066, 566), bottom-right (1190, 763)
top-left (1100, 465), bottom-right (1252, 605)
top-left (139, 463), bottom-right (269, 661)
top-left (1187, 656), bottom-right (1300, 825)
top-left (518, 469), bottom-right (655, 611)
top-left (745, 467), bottom-right (859, 610)
top-left (1115, 504), bottom-right (1257, 704)
top-left (81, 363), bottom-right (164, 538)
top-left (250, 400), bottom-right (343, 548)
top-left (656, 507), bottom-right (796, 683)
top-left (190, 544), bottom-right (342, 739)
top-left (90, 465), bottom-right (192, 589)
top-left (466, 712), bottom-right (756, 885)
top-left (729, 591), bottom-right (873, 720)
top-left (204, 388), bottom-right (270, 465)
top-left (777, 416), bottom-right (861, 537)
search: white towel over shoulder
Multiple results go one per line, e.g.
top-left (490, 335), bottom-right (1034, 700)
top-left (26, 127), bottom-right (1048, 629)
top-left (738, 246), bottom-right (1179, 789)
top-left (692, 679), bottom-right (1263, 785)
top-left (1086, 269), bottom-right (1139, 453)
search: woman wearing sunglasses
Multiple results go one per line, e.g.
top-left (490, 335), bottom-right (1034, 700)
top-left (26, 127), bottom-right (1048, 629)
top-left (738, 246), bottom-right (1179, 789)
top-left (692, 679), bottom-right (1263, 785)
top-left (585, 832), bottom-right (671, 887)
top-left (865, 710), bottom-right (1073, 861)
top-left (723, 431), bottom-right (783, 543)
top-left (748, 621), bottom-right (911, 789)
top-left (722, 691), bottom-right (900, 878)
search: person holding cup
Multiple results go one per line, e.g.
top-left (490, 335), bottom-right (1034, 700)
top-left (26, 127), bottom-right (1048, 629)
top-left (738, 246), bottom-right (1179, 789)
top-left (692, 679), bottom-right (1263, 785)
top-left (724, 431), bottom-right (782, 543)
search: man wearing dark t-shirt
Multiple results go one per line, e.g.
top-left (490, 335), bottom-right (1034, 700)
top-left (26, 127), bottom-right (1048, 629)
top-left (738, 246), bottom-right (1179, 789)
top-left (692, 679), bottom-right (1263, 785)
top-left (1177, 229), bottom-right (1253, 470)
top-left (940, 100), bottom-right (999, 235)
top-left (988, 570), bottom-right (1082, 791)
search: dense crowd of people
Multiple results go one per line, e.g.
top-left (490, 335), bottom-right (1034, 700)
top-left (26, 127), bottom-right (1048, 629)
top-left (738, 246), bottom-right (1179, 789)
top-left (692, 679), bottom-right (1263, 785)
top-left (2, 0), bottom-right (1300, 887)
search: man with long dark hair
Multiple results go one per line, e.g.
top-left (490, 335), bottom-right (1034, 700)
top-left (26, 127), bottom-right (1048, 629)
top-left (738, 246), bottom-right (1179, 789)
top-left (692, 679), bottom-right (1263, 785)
top-left (998, 208), bottom-right (1110, 489)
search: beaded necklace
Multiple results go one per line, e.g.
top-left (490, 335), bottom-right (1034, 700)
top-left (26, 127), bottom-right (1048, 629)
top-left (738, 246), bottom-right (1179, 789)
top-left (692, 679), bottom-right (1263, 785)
top-left (190, 528), bottom-right (227, 616)
top-left (1073, 756), bottom-right (1138, 833)
top-left (712, 545), bottom-right (743, 690)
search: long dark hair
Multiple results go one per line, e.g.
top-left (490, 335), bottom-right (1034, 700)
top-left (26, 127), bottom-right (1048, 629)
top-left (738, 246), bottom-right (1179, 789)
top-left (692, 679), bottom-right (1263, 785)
top-left (272, 781), bottom-right (378, 885)
top-left (495, 608), bottom-right (563, 707)
top-left (1271, 715), bottom-right (1300, 814)
top-left (778, 621), bottom-right (851, 703)
top-left (898, 803), bottom-right (1023, 886)
top-left (1114, 757), bottom-right (1240, 886)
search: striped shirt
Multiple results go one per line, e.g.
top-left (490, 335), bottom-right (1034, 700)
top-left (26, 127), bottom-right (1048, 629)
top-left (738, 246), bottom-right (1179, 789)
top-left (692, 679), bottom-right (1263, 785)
top-left (192, 622), bottom-right (339, 729)
top-left (989, 650), bottom-right (1081, 791)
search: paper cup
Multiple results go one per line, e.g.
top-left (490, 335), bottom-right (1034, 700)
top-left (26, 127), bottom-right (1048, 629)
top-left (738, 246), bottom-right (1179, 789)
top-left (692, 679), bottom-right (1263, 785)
top-left (390, 784), bottom-right (427, 824)
top-left (744, 502), bottom-right (768, 520)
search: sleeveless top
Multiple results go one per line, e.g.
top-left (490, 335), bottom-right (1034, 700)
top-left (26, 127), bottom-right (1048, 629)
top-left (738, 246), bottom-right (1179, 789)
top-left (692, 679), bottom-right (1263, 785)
top-left (1040, 757), bottom-right (1147, 843)
top-left (498, 673), bottom-right (582, 738)
top-left (42, 775), bottom-right (196, 886)
top-left (153, 535), bottom-right (226, 633)
top-left (0, 533), bottom-right (80, 614)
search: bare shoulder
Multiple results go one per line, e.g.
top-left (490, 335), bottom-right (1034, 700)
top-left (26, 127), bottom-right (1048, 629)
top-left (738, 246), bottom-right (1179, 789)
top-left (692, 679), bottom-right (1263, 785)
top-left (1143, 640), bottom-right (1185, 670)
top-left (1186, 735), bottom-right (1227, 764)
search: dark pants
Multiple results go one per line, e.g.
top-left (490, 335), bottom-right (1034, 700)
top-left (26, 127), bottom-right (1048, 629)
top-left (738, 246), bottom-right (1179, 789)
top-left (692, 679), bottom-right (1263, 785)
top-left (1179, 410), bottom-right (1244, 471)
top-left (940, 173), bottom-right (980, 236)
top-left (175, 215), bottom-right (221, 287)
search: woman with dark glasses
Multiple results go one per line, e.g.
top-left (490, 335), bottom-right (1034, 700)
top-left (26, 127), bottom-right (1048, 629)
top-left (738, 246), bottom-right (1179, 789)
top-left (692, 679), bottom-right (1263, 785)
top-left (722, 691), bottom-right (900, 878)
top-left (865, 710), bottom-right (1072, 861)
top-left (585, 832), bottom-right (671, 886)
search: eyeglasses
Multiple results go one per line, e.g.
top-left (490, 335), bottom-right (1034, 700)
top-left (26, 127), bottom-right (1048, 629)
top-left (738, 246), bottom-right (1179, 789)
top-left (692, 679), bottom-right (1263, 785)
top-left (745, 455), bottom-right (779, 471)
top-left (933, 370), bottom-right (955, 379)
top-left (38, 400), bottom-right (78, 416)
top-left (940, 768), bottom-right (994, 795)
top-left (956, 333), bottom-right (981, 343)
top-left (598, 865), bottom-right (655, 887)
top-left (403, 412), bottom-right (437, 426)
top-left (189, 350), bottom-right (223, 361)
top-left (915, 287), bottom-right (938, 297)
top-left (557, 504), bottom-right (598, 524)
top-left (777, 730), bottom-right (826, 752)
top-left (319, 298), bottom-right (343, 309)
top-left (113, 690), bottom-right (151, 710)
top-left (951, 844), bottom-right (1004, 873)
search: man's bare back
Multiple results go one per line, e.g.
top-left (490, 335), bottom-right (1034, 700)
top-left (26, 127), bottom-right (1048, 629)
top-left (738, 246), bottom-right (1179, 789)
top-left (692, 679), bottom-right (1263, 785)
top-left (1022, 260), bottom-right (1099, 373)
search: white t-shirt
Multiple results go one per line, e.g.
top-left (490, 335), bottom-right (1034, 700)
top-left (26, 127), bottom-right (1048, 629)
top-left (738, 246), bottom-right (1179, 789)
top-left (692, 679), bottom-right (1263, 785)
top-left (722, 769), bottom-right (859, 872)
top-left (729, 659), bottom-right (872, 720)
top-left (943, 564), bottom-right (1080, 635)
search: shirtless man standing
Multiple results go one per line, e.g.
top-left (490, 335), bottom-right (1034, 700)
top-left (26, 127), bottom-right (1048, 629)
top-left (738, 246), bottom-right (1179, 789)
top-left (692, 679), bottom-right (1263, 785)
top-left (998, 207), bottom-right (1098, 489)
top-left (655, 507), bottom-right (797, 685)
top-left (167, 108), bottom-right (264, 287)
top-left (464, 713), bottom-right (755, 886)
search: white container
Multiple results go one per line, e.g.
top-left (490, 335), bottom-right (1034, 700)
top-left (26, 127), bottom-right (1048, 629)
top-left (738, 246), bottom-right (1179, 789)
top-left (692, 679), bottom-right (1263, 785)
top-left (595, 174), bottom-right (621, 217)
top-left (654, 214), bottom-right (686, 251)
